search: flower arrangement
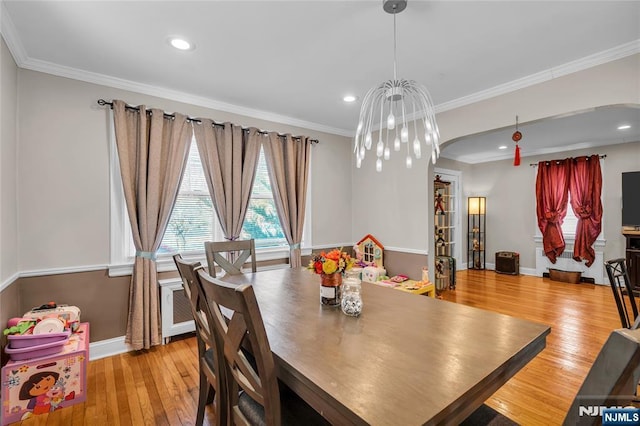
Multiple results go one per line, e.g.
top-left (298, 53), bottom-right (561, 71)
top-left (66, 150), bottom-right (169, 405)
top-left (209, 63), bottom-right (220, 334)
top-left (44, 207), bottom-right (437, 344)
top-left (308, 248), bottom-right (354, 275)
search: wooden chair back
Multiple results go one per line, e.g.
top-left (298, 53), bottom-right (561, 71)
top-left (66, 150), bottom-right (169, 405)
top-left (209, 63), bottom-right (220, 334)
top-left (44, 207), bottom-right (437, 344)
top-left (205, 239), bottom-right (257, 278)
top-left (563, 328), bottom-right (640, 425)
top-left (605, 258), bottom-right (639, 329)
top-left (173, 254), bottom-right (227, 426)
top-left (196, 269), bottom-right (281, 425)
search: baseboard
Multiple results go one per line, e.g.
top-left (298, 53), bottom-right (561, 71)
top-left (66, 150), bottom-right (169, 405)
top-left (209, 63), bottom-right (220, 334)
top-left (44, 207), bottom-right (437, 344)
top-left (460, 262), bottom-right (537, 276)
top-left (89, 335), bottom-right (133, 361)
top-left (520, 266), bottom-right (537, 276)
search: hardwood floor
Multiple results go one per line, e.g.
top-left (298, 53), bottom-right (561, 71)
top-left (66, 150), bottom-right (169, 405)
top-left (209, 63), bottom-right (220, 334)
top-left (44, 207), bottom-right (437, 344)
top-left (441, 270), bottom-right (621, 425)
top-left (10, 270), bottom-right (623, 425)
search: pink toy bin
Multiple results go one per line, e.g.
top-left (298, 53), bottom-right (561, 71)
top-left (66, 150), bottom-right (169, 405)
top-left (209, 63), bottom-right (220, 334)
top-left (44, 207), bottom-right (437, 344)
top-left (1, 323), bottom-right (89, 425)
top-left (7, 330), bottom-right (71, 349)
top-left (4, 336), bottom-right (70, 361)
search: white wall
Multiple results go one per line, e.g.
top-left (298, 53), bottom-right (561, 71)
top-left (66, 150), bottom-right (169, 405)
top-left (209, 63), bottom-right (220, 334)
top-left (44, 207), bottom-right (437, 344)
top-left (462, 142), bottom-right (640, 272)
top-left (1, 35), bottom-right (18, 285)
top-left (437, 54), bottom-right (640, 144)
top-left (9, 52), bottom-right (640, 276)
top-left (351, 54), bottom-right (639, 269)
top-left (16, 69), bottom-right (352, 271)
top-left (351, 140), bottom-right (431, 252)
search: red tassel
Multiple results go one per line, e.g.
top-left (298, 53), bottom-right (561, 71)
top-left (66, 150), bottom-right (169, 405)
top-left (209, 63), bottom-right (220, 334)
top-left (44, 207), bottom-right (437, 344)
top-left (514, 144), bottom-right (521, 166)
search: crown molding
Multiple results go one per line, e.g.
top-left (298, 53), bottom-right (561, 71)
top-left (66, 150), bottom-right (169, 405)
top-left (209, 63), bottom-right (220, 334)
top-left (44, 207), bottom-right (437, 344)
top-left (0, 1), bottom-right (27, 65)
top-left (2, 3), bottom-right (638, 138)
top-left (436, 40), bottom-right (640, 114)
top-left (443, 137), bottom-right (640, 164)
top-left (17, 57), bottom-right (354, 137)
top-left (348, 40), bottom-right (640, 136)
top-left (1, 1), bottom-right (350, 137)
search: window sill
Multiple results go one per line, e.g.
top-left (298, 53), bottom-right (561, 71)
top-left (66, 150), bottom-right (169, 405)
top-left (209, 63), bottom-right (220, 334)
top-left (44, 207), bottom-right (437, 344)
top-left (108, 246), bottom-right (311, 277)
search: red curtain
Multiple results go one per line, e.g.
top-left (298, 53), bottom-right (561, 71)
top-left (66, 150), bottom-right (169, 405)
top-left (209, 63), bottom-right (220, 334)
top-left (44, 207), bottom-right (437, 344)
top-left (536, 159), bottom-right (571, 263)
top-left (569, 155), bottom-right (603, 266)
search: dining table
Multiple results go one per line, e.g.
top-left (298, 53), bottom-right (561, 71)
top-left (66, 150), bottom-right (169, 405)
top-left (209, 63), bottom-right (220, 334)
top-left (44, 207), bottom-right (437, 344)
top-left (220, 267), bottom-right (551, 425)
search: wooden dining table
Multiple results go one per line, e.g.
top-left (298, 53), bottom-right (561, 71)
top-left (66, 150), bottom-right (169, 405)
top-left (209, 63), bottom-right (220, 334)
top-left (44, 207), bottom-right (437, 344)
top-left (220, 267), bottom-right (550, 425)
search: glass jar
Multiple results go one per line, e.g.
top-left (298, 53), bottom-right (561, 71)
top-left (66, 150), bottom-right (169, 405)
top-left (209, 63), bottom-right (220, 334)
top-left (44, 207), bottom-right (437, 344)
top-left (341, 270), bottom-right (363, 316)
top-left (320, 273), bottom-right (342, 306)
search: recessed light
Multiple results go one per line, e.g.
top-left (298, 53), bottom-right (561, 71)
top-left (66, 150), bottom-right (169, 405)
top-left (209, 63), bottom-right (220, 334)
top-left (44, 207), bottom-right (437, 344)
top-left (169, 37), bottom-right (194, 51)
top-left (618, 124), bottom-right (631, 130)
top-left (343, 95), bottom-right (358, 103)
top-left (498, 145), bottom-right (508, 150)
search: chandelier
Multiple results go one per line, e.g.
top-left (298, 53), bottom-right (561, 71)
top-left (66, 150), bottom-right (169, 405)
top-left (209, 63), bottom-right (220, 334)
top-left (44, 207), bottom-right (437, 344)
top-left (354, 0), bottom-right (440, 172)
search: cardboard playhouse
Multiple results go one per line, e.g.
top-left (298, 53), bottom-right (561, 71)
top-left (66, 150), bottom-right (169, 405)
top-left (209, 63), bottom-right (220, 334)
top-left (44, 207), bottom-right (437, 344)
top-left (355, 234), bottom-right (386, 283)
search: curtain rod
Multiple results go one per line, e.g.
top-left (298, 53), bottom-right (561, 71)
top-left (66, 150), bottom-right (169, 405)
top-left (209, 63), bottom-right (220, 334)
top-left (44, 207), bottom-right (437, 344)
top-left (97, 99), bottom-right (319, 144)
top-left (529, 154), bottom-right (607, 167)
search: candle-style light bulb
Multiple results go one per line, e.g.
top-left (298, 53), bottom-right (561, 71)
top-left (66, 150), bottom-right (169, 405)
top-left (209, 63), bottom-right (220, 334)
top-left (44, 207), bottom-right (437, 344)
top-left (376, 158), bottom-right (383, 172)
top-left (424, 132), bottom-right (432, 145)
top-left (394, 136), bottom-right (401, 151)
top-left (384, 146), bottom-right (390, 160)
top-left (365, 132), bottom-right (372, 150)
top-left (401, 126), bottom-right (409, 143)
top-left (405, 155), bottom-right (412, 169)
top-left (376, 140), bottom-right (384, 157)
top-left (387, 112), bottom-right (395, 130)
top-left (413, 138), bottom-right (421, 158)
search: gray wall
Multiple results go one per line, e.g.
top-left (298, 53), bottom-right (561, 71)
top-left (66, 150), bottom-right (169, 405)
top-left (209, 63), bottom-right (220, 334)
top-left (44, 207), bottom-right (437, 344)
top-left (16, 69), bottom-right (352, 272)
top-left (1, 36), bottom-right (18, 285)
top-left (1, 39), bottom-right (638, 345)
top-left (0, 35), bottom-right (20, 358)
top-left (2, 65), bottom-right (352, 342)
top-left (351, 54), bottom-right (639, 281)
top-left (461, 141), bottom-right (640, 270)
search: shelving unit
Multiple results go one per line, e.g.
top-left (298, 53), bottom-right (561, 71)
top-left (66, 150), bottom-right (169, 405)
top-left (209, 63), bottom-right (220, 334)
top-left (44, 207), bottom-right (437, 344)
top-left (624, 231), bottom-right (640, 291)
top-left (434, 175), bottom-right (456, 290)
top-left (467, 197), bottom-right (486, 270)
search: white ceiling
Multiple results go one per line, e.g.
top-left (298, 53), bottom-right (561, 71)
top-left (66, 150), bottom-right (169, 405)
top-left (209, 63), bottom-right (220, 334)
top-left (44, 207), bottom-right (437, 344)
top-left (442, 105), bottom-right (640, 163)
top-left (2, 0), bottom-right (640, 162)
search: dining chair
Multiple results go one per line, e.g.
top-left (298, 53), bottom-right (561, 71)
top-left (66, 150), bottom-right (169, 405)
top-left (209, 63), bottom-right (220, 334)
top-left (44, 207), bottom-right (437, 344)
top-left (173, 254), bottom-right (227, 426)
top-left (195, 269), bottom-right (329, 426)
top-left (563, 327), bottom-right (640, 425)
top-left (205, 239), bottom-right (257, 278)
top-left (605, 258), bottom-right (639, 329)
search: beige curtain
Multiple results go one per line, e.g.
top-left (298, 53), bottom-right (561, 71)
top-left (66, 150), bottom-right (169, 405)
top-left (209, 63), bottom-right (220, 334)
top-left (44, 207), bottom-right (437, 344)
top-left (113, 100), bottom-right (192, 350)
top-left (263, 133), bottom-right (311, 268)
top-left (193, 120), bottom-right (261, 240)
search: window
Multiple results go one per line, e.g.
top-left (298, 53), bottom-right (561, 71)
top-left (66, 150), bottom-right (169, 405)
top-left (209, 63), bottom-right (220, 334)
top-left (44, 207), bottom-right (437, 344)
top-left (534, 194), bottom-right (603, 243)
top-left (533, 198), bottom-right (579, 239)
top-left (240, 149), bottom-right (287, 248)
top-left (561, 197), bottom-right (579, 239)
top-left (363, 242), bottom-right (374, 263)
top-left (160, 141), bottom-right (288, 253)
top-left (109, 128), bottom-right (310, 276)
top-left (158, 142), bottom-right (215, 254)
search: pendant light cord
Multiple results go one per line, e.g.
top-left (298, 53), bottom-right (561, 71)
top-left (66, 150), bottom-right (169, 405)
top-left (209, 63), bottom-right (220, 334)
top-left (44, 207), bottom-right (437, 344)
top-left (393, 9), bottom-right (398, 80)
